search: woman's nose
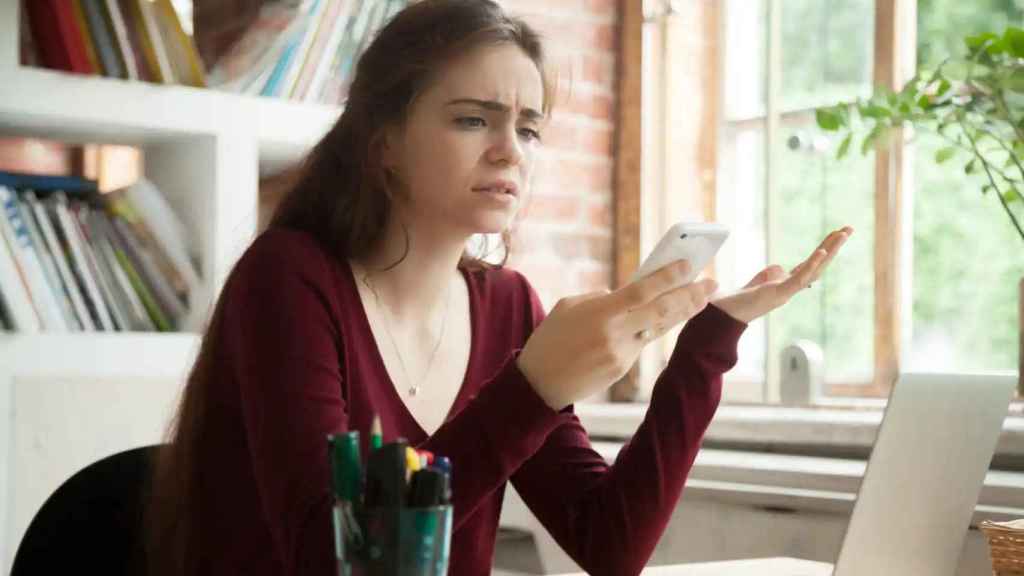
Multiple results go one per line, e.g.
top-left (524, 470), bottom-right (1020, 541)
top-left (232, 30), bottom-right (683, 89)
top-left (487, 126), bottom-right (525, 166)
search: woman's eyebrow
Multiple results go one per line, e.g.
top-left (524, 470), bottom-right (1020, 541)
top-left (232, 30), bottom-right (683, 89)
top-left (445, 98), bottom-right (544, 122)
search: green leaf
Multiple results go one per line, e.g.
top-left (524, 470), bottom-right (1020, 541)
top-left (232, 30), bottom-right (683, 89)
top-left (965, 159), bottom-right (977, 174)
top-left (1003, 187), bottom-right (1022, 203)
top-left (1006, 70), bottom-right (1024, 93)
top-left (983, 184), bottom-right (995, 195)
top-left (836, 133), bottom-right (853, 159)
top-left (861, 126), bottom-right (883, 155)
top-left (860, 103), bottom-right (891, 119)
top-left (917, 94), bottom-right (932, 109)
top-left (986, 39), bottom-right (1007, 56)
top-left (1004, 27), bottom-right (1024, 58)
top-left (937, 78), bottom-right (952, 97)
top-left (935, 147), bottom-right (957, 163)
top-left (966, 32), bottom-right (1000, 51)
top-left (816, 108), bottom-right (841, 131)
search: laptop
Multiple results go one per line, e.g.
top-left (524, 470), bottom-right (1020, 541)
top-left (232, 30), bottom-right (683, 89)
top-left (825, 372), bottom-right (1016, 575)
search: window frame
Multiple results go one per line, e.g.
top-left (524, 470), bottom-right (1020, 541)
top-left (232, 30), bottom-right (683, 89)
top-left (613, 0), bottom-right (921, 403)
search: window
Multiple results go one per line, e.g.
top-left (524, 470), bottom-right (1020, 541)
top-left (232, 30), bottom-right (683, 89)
top-left (639, 0), bottom-right (1024, 403)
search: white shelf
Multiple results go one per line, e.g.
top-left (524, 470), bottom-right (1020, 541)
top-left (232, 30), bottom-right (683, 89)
top-left (0, 66), bottom-right (339, 170)
top-left (0, 331), bottom-right (201, 379)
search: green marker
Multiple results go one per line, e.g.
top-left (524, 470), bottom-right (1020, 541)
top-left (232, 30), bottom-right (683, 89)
top-left (328, 431), bottom-right (364, 574)
top-left (371, 414), bottom-right (383, 451)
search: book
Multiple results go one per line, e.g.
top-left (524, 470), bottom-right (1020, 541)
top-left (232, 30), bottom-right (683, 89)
top-left (0, 291), bottom-right (13, 331)
top-left (16, 193), bottom-right (81, 331)
top-left (81, 0), bottom-right (127, 78)
top-left (0, 200), bottom-right (41, 332)
top-left (52, 192), bottom-right (116, 330)
top-left (206, 1), bottom-right (300, 91)
top-left (117, 0), bottom-right (157, 82)
top-left (71, 0), bottom-right (103, 74)
top-left (131, 0), bottom-right (176, 83)
top-left (102, 212), bottom-right (171, 331)
top-left (110, 214), bottom-right (186, 328)
top-left (151, 0), bottom-right (207, 87)
top-left (0, 186), bottom-right (67, 331)
top-left (280, 0), bottom-right (329, 99)
top-left (29, 193), bottom-right (96, 331)
top-left (291, 0), bottom-right (342, 101)
top-left (103, 0), bottom-right (141, 80)
top-left (72, 204), bottom-right (130, 331)
top-left (88, 211), bottom-right (155, 331)
top-left (24, 0), bottom-right (94, 75)
top-left (303, 0), bottom-right (359, 103)
top-left (0, 171), bottom-right (99, 195)
top-left (103, 181), bottom-right (192, 305)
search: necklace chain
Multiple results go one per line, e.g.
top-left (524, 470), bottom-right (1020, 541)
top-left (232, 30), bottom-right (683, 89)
top-left (361, 270), bottom-right (452, 397)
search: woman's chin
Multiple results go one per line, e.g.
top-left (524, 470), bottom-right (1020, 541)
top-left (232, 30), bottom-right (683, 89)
top-left (461, 210), bottom-right (518, 235)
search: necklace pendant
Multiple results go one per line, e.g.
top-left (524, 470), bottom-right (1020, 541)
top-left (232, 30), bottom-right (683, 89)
top-left (408, 385), bottom-right (420, 397)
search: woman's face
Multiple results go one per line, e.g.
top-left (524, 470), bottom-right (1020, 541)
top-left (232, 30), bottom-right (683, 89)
top-left (381, 42), bottom-right (545, 236)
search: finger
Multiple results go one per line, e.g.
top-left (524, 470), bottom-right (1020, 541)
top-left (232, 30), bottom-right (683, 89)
top-left (622, 277), bottom-right (717, 335)
top-left (639, 296), bottom-right (712, 343)
top-left (744, 265), bottom-right (784, 289)
top-left (553, 289), bottom-right (611, 311)
top-left (788, 228), bottom-right (850, 277)
top-left (806, 231), bottom-right (851, 283)
top-left (615, 259), bottom-right (693, 309)
top-left (782, 249), bottom-right (827, 293)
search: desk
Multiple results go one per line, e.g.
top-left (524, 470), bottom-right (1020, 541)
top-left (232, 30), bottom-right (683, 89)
top-left (495, 557), bottom-right (834, 575)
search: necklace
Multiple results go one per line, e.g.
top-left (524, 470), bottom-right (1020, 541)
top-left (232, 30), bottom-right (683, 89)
top-left (360, 269), bottom-right (453, 397)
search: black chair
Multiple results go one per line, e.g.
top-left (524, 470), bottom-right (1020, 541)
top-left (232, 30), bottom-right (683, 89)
top-left (11, 444), bottom-right (161, 576)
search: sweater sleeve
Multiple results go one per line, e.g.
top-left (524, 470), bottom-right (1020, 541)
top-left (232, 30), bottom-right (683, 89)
top-left (220, 233), bottom-right (565, 575)
top-left (220, 234), bottom-right (347, 576)
top-left (510, 298), bottom-right (747, 576)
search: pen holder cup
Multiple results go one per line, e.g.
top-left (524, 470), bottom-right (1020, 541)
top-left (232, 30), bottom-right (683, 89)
top-left (336, 505), bottom-right (452, 576)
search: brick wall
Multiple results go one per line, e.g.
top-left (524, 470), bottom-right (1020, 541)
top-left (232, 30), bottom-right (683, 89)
top-left (500, 0), bottom-right (620, 311)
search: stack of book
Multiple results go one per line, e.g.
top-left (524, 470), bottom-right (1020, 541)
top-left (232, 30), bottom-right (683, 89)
top-left (21, 0), bottom-right (206, 87)
top-left (208, 0), bottom-right (408, 104)
top-left (0, 172), bottom-right (202, 333)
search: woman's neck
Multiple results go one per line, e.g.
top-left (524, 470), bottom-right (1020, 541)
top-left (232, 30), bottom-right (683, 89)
top-left (352, 214), bottom-right (467, 322)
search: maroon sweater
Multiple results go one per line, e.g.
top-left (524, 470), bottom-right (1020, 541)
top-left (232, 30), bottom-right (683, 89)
top-left (196, 228), bottom-right (746, 576)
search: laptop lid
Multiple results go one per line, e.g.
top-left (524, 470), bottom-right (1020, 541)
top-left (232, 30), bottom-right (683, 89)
top-left (833, 372), bottom-right (1015, 576)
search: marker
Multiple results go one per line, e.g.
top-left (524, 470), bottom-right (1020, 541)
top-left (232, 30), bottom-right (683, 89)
top-left (327, 431), bottom-right (364, 573)
top-left (406, 446), bottom-right (422, 481)
top-left (370, 414), bottom-right (383, 451)
top-left (365, 440), bottom-right (408, 508)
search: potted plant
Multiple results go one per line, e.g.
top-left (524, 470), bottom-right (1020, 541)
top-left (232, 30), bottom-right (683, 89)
top-left (815, 26), bottom-right (1024, 389)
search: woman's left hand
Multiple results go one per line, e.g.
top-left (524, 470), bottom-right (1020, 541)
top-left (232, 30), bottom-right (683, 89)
top-left (711, 226), bottom-right (853, 324)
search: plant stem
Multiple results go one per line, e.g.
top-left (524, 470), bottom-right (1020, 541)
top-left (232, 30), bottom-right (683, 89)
top-left (995, 90), bottom-right (1024, 145)
top-left (959, 114), bottom-right (1024, 241)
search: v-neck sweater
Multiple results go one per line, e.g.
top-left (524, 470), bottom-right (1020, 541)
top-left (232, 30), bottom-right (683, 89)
top-left (194, 228), bottom-right (747, 576)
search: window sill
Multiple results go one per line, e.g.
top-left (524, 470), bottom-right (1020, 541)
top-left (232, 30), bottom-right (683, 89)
top-left (576, 400), bottom-right (1024, 463)
top-left (581, 440), bottom-right (1024, 521)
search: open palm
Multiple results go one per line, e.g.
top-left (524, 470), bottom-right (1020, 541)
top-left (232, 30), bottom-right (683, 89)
top-left (712, 227), bottom-right (853, 324)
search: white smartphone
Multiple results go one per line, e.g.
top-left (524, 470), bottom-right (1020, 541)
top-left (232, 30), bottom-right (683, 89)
top-left (631, 222), bottom-right (729, 284)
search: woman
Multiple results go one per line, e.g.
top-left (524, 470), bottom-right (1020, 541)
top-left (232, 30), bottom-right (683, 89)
top-left (145, 1), bottom-right (851, 575)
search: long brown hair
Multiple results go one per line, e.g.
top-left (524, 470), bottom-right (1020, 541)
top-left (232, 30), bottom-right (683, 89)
top-left (144, 1), bottom-right (553, 574)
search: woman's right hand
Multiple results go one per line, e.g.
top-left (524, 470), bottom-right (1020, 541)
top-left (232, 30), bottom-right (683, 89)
top-left (517, 261), bottom-right (719, 411)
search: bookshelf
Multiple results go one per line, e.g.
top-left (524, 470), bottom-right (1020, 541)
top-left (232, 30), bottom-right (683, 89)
top-left (0, 1), bottom-right (340, 570)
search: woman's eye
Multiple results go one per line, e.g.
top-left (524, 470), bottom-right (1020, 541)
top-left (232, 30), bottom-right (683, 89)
top-left (456, 117), bottom-right (486, 128)
top-left (519, 128), bottom-right (542, 142)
